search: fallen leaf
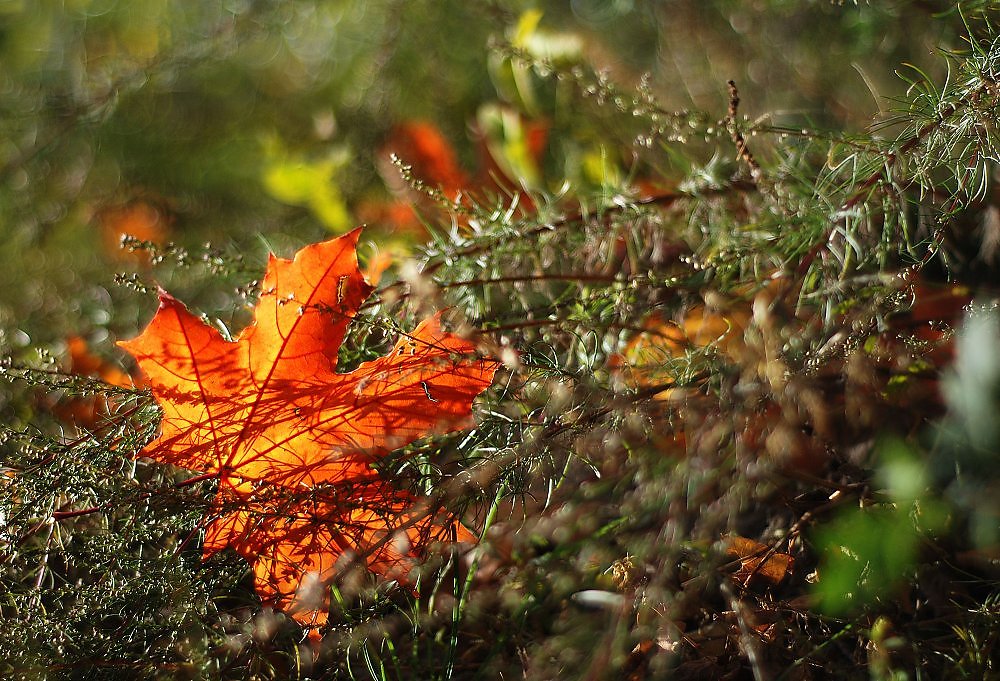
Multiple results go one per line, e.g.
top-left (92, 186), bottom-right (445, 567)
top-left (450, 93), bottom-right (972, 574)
top-left (118, 229), bottom-right (498, 634)
top-left (609, 304), bottom-right (748, 399)
top-left (53, 336), bottom-right (145, 428)
top-left (67, 336), bottom-right (135, 389)
top-left (97, 199), bottom-right (171, 263)
top-left (885, 278), bottom-right (972, 366)
top-left (724, 536), bottom-right (794, 587)
top-left (361, 248), bottom-right (395, 286)
top-left (204, 477), bottom-right (474, 627)
top-left (385, 121), bottom-right (469, 200)
top-left (354, 198), bottom-right (429, 241)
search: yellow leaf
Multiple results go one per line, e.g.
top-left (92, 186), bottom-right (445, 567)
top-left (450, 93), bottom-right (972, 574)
top-left (262, 135), bottom-right (352, 233)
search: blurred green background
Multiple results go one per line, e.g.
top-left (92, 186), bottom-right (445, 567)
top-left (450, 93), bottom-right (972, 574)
top-left (0, 0), bottom-right (975, 389)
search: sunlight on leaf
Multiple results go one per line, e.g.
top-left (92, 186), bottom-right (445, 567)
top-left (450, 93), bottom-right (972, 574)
top-left (118, 229), bottom-right (499, 635)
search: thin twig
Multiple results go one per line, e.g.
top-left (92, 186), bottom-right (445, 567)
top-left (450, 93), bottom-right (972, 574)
top-left (359, 186), bottom-right (756, 312)
top-left (727, 80), bottom-right (763, 184)
top-left (722, 580), bottom-right (772, 681)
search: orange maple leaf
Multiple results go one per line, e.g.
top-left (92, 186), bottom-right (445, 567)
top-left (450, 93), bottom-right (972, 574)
top-left (385, 121), bottom-right (470, 200)
top-left (118, 228), bottom-right (498, 633)
top-left (97, 199), bottom-right (171, 263)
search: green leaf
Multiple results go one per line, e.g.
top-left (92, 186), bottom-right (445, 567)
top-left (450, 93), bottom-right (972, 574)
top-left (813, 505), bottom-right (919, 615)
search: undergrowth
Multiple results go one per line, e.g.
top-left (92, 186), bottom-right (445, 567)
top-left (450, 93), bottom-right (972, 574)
top-left (2, 4), bottom-right (1000, 680)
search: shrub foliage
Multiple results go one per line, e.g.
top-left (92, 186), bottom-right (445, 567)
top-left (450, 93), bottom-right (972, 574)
top-left (1, 2), bottom-right (999, 679)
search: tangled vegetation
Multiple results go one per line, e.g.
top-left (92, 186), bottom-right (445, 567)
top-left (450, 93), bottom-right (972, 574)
top-left (1, 2), bottom-right (999, 679)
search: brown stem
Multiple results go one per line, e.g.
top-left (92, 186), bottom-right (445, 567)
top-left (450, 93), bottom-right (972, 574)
top-left (440, 273), bottom-right (627, 289)
top-left (51, 506), bottom-right (103, 520)
top-left (359, 188), bottom-right (757, 311)
top-left (727, 80), bottom-right (763, 183)
top-left (175, 471), bottom-right (218, 487)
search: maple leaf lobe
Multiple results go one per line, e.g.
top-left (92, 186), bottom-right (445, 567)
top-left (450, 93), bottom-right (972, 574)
top-left (240, 229), bottom-right (374, 381)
